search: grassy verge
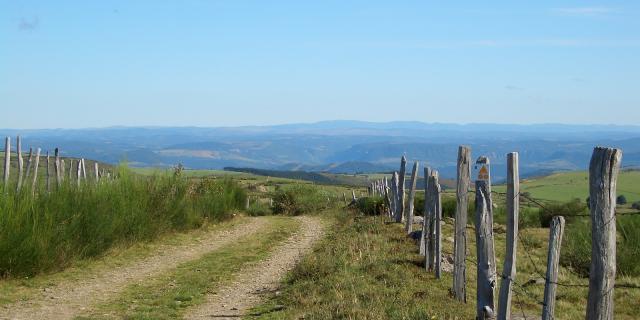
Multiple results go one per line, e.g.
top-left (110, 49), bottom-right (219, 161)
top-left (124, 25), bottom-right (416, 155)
top-left (0, 216), bottom-right (250, 306)
top-left (250, 211), bottom-right (640, 319)
top-left (0, 167), bottom-right (246, 277)
top-left (79, 216), bottom-right (299, 319)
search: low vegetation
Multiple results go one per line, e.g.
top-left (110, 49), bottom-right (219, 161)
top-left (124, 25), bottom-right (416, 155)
top-left (0, 167), bottom-right (246, 277)
top-left (271, 184), bottom-right (335, 215)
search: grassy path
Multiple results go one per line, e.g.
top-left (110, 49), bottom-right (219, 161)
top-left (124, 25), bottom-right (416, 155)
top-left (0, 217), bottom-right (270, 320)
top-left (184, 216), bottom-right (326, 319)
top-left (79, 216), bottom-right (307, 319)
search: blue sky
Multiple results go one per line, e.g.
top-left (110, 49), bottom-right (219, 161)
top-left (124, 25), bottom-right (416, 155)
top-left (1, 1), bottom-right (639, 128)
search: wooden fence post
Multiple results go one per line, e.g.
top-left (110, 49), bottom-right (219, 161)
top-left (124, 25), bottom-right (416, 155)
top-left (397, 156), bottom-right (407, 223)
top-left (54, 148), bottom-right (61, 187)
top-left (81, 159), bottom-right (87, 180)
top-left (542, 216), bottom-right (565, 320)
top-left (427, 170), bottom-right (438, 271)
top-left (405, 161), bottom-right (419, 234)
top-left (453, 145), bottom-right (471, 301)
top-left (68, 159), bottom-right (73, 181)
top-left (392, 171), bottom-right (402, 222)
top-left (31, 148), bottom-right (41, 195)
top-left (498, 152), bottom-right (519, 320)
top-left (61, 159), bottom-right (66, 182)
top-left (475, 156), bottom-right (496, 319)
top-left (46, 151), bottom-right (51, 192)
top-left (420, 167), bottom-right (432, 257)
top-left (76, 159), bottom-right (81, 187)
top-left (3, 137), bottom-right (10, 189)
top-left (433, 170), bottom-right (442, 279)
top-left (25, 147), bottom-right (33, 180)
top-left (17, 136), bottom-right (24, 192)
top-left (586, 147), bottom-right (622, 320)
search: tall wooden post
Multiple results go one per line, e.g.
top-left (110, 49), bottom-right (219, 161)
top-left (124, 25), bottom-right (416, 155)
top-left (61, 159), bottom-right (66, 182)
top-left (46, 151), bottom-right (51, 192)
top-left (25, 147), bottom-right (33, 179)
top-left (397, 156), bottom-right (407, 223)
top-left (76, 159), bottom-right (82, 187)
top-left (433, 170), bottom-right (442, 278)
top-left (420, 167), bottom-right (431, 257)
top-left (405, 161), bottom-right (419, 234)
top-left (54, 148), bottom-right (61, 187)
top-left (3, 137), bottom-right (10, 190)
top-left (542, 216), bottom-right (565, 320)
top-left (475, 156), bottom-right (496, 320)
top-left (31, 148), bottom-right (41, 195)
top-left (392, 171), bottom-right (401, 222)
top-left (586, 147), bottom-right (622, 320)
top-left (498, 152), bottom-right (519, 320)
top-left (81, 159), bottom-right (87, 180)
top-left (453, 146), bottom-right (471, 301)
top-left (427, 170), bottom-right (438, 271)
top-left (17, 136), bottom-right (24, 192)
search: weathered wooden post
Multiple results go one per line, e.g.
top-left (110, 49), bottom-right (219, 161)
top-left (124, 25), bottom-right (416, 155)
top-left (245, 196), bottom-right (250, 210)
top-left (81, 159), bottom-right (87, 180)
top-left (586, 147), bottom-right (622, 320)
top-left (474, 156), bottom-right (497, 319)
top-left (397, 156), bottom-right (407, 223)
top-left (61, 159), bottom-right (66, 182)
top-left (94, 162), bottom-right (99, 182)
top-left (31, 148), bottom-right (41, 194)
top-left (405, 161), bottom-right (419, 234)
top-left (3, 137), bottom-right (9, 189)
top-left (420, 167), bottom-right (432, 256)
top-left (17, 136), bottom-right (24, 192)
top-left (453, 146), bottom-right (471, 301)
top-left (498, 152), bottom-right (519, 320)
top-left (542, 216), bottom-right (565, 320)
top-left (54, 148), bottom-right (61, 187)
top-left (352, 190), bottom-right (357, 202)
top-left (427, 170), bottom-right (438, 271)
top-left (25, 147), bottom-right (33, 179)
top-left (433, 170), bottom-right (443, 279)
top-left (391, 172), bottom-right (399, 220)
top-left (46, 151), bottom-right (51, 192)
top-left (76, 159), bottom-right (82, 187)
top-left (68, 159), bottom-right (74, 181)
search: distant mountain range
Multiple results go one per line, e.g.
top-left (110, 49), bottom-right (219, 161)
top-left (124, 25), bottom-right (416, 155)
top-left (2, 121), bottom-right (640, 180)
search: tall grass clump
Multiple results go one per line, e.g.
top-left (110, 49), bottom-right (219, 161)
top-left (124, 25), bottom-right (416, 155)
top-left (272, 184), bottom-right (333, 215)
top-left (561, 215), bottom-right (640, 276)
top-left (0, 166), bottom-right (246, 277)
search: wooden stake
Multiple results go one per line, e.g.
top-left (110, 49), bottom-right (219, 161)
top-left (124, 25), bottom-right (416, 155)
top-left (17, 136), bottom-right (24, 192)
top-left (433, 170), bottom-right (442, 279)
top-left (54, 148), bottom-right (61, 187)
top-left (474, 156), bottom-right (496, 320)
top-left (25, 147), bottom-right (33, 180)
top-left (498, 152), bottom-right (519, 320)
top-left (397, 156), bottom-right (407, 223)
top-left (3, 137), bottom-right (9, 189)
top-left (76, 159), bottom-right (81, 187)
top-left (427, 170), bottom-right (437, 271)
top-left (46, 151), bottom-right (51, 192)
top-left (405, 161), bottom-right (419, 234)
top-left (391, 172), bottom-right (399, 220)
top-left (586, 147), bottom-right (622, 320)
top-left (31, 148), bottom-right (41, 194)
top-left (542, 216), bottom-right (565, 320)
top-left (81, 159), bottom-right (87, 180)
top-left (420, 167), bottom-right (431, 257)
top-left (453, 145), bottom-right (471, 302)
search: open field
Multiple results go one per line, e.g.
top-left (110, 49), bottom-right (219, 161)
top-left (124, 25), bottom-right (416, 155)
top-left (493, 170), bottom-right (640, 203)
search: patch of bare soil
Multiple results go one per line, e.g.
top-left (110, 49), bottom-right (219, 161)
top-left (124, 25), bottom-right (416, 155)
top-left (0, 218), bottom-right (269, 320)
top-left (184, 216), bottom-right (326, 320)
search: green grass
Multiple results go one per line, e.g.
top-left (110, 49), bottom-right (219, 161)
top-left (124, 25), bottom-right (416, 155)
top-left (0, 166), bottom-right (246, 277)
top-left (0, 217), bottom-right (250, 306)
top-left (250, 211), bottom-right (640, 319)
top-left (79, 216), bottom-right (299, 319)
top-left (493, 170), bottom-right (640, 203)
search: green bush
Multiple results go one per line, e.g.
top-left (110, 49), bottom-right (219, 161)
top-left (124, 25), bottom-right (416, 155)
top-left (538, 198), bottom-right (587, 227)
top-left (562, 215), bottom-right (640, 276)
top-left (414, 196), bottom-right (457, 218)
top-left (493, 206), bottom-right (542, 229)
top-left (246, 201), bottom-right (272, 216)
top-left (272, 184), bottom-right (332, 215)
top-left (632, 201), bottom-right (640, 210)
top-left (0, 167), bottom-right (246, 277)
top-left (354, 196), bottom-right (385, 216)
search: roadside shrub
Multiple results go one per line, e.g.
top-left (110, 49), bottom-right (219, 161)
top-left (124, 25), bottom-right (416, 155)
top-left (562, 215), bottom-right (640, 276)
top-left (0, 167), bottom-right (246, 277)
top-left (632, 201), bottom-right (640, 210)
top-left (538, 198), bottom-right (587, 227)
top-left (617, 195), bottom-right (627, 205)
top-left (355, 196), bottom-right (385, 216)
top-left (246, 201), bottom-right (272, 216)
top-left (272, 184), bottom-right (332, 215)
